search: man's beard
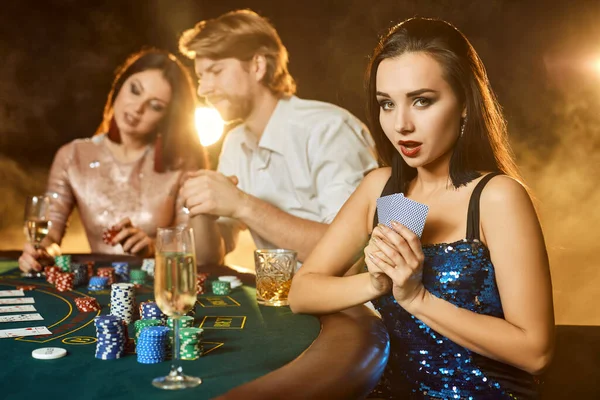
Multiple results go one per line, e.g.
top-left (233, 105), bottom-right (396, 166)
top-left (218, 95), bottom-right (253, 123)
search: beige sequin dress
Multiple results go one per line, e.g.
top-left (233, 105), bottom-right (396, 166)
top-left (46, 134), bottom-right (187, 253)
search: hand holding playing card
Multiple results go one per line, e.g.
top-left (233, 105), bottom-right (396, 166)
top-left (367, 222), bottom-right (427, 311)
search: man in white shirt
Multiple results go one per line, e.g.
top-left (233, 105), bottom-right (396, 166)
top-left (179, 10), bottom-right (377, 264)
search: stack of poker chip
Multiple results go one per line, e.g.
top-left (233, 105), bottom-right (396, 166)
top-left (88, 276), bottom-right (109, 292)
top-left (109, 283), bottom-right (136, 324)
top-left (218, 276), bottom-right (243, 289)
top-left (112, 262), bottom-right (130, 283)
top-left (97, 267), bottom-right (116, 285)
top-left (139, 301), bottom-right (166, 322)
top-left (196, 273), bottom-right (210, 295)
top-left (167, 316), bottom-right (194, 349)
top-left (55, 272), bottom-right (75, 292)
top-left (211, 280), bottom-right (231, 295)
top-left (55, 255), bottom-right (71, 272)
top-left (70, 263), bottom-right (88, 287)
top-left (86, 261), bottom-right (95, 280)
top-left (44, 266), bottom-right (61, 284)
top-left (141, 258), bottom-right (155, 278)
top-left (133, 318), bottom-right (163, 344)
top-left (136, 326), bottom-right (171, 364)
top-left (94, 315), bottom-right (126, 360)
top-left (130, 269), bottom-right (147, 285)
top-left (180, 327), bottom-right (204, 360)
top-left (75, 296), bottom-right (101, 313)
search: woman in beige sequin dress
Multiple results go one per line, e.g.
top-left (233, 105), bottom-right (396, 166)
top-left (19, 49), bottom-right (210, 272)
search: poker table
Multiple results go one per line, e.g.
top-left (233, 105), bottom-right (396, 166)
top-left (0, 253), bottom-right (389, 400)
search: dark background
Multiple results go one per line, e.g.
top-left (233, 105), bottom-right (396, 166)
top-left (1, 0), bottom-right (599, 325)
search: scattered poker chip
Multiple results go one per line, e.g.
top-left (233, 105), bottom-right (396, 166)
top-left (212, 280), bottom-right (231, 295)
top-left (75, 296), bottom-right (101, 313)
top-left (32, 347), bottom-right (67, 360)
top-left (17, 285), bottom-right (36, 291)
top-left (218, 276), bottom-right (243, 289)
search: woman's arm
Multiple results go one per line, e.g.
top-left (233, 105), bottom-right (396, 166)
top-left (288, 168), bottom-right (391, 314)
top-left (373, 176), bottom-right (555, 375)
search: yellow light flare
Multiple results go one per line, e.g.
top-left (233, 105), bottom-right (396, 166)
top-left (195, 107), bottom-right (224, 146)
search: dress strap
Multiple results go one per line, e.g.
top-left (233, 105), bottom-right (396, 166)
top-left (465, 172), bottom-right (502, 241)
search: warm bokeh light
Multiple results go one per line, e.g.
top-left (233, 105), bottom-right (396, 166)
top-left (195, 107), bottom-right (224, 146)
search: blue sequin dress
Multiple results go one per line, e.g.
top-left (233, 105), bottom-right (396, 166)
top-left (371, 173), bottom-right (539, 399)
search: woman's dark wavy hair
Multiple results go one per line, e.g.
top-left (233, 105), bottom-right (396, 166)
top-left (365, 17), bottom-right (521, 192)
top-left (96, 48), bottom-right (207, 171)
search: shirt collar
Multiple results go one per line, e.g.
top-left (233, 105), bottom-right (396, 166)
top-left (239, 96), bottom-right (294, 155)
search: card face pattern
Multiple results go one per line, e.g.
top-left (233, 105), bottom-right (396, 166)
top-left (376, 193), bottom-right (429, 238)
top-left (0, 326), bottom-right (51, 338)
top-left (0, 313), bottom-right (44, 323)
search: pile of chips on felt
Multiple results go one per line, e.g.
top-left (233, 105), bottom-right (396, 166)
top-left (133, 318), bottom-right (163, 344)
top-left (179, 327), bottom-right (204, 360)
top-left (136, 326), bottom-right (171, 364)
top-left (141, 258), bottom-right (155, 277)
top-left (196, 273), bottom-right (209, 294)
top-left (139, 301), bottom-right (166, 323)
top-left (130, 269), bottom-right (147, 285)
top-left (94, 315), bottom-right (126, 360)
top-left (44, 266), bottom-right (61, 284)
top-left (97, 267), bottom-right (116, 285)
top-left (211, 280), bottom-right (231, 295)
top-left (109, 283), bottom-right (136, 324)
top-left (54, 272), bottom-right (75, 292)
top-left (88, 276), bottom-right (109, 291)
top-left (54, 255), bottom-right (71, 272)
top-left (74, 296), bottom-right (101, 312)
top-left (112, 262), bottom-right (130, 282)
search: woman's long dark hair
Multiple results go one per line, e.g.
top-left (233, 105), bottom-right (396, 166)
top-left (96, 48), bottom-right (207, 171)
top-left (365, 17), bottom-right (521, 193)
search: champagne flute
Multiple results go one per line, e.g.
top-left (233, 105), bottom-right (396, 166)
top-left (24, 194), bottom-right (52, 249)
top-left (152, 226), bottom-right (202, 389)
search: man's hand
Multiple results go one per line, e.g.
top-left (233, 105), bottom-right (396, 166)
top-left (180, 170), bottom-right (245, 219)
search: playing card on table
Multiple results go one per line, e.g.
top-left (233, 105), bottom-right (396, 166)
top-left (376, 193), bottom-right (429, 238)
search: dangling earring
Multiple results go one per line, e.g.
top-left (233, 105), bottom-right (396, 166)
top-left (107, 117), bottom-right (122, 144)
top-left (154, 133), bottom-right (164, 173)
top-left (460, 115), bottom-right (468, 138)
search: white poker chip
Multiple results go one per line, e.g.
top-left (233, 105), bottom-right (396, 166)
top-left (218, 276), bottom-right (238, 282)
top-left (32, 347), bottom-right (67, 360)
top-left (218, 276), bottom-right (242, 288)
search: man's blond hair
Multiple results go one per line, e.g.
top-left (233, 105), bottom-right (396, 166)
top-left (179, 9), bottom-right (296, 97)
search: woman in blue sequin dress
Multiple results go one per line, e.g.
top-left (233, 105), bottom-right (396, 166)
top-left (289, 17), bottom-right (555, 399)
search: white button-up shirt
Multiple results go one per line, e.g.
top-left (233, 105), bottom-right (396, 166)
top-left (217, 95), bottom-right (378, 252)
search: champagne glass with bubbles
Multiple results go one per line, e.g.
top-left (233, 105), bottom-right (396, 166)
top-left (153, 226), bottom-right (201, 389)
top-left (24, 194), bottom-right (52, 249)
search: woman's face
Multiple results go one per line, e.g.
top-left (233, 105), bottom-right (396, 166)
top-left (376, 52), bottom-right (465, 169)
top-left (112, 69), bottom-right (172, 140)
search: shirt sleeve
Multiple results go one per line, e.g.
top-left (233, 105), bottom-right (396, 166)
top-left (308, 117), bottom-right (378, 223)
top-left (46, 142), bottom-right (77, 243)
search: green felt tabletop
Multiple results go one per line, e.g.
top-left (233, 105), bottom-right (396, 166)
top-left (0, 264), bottom-right (320, 400)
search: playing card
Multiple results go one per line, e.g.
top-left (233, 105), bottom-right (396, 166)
top-left (0, 326), bottom-right (51, 339)
top-left (0, 305), bottom-right (37, 313)
top-left (376, 193), bottom-right (429, 237)
top-left (0, 313), bottom-right (44, 323)
top-left (0, 290), bottom-right (24, 297)
top-left (0, 297), bottom-right (35, 305)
